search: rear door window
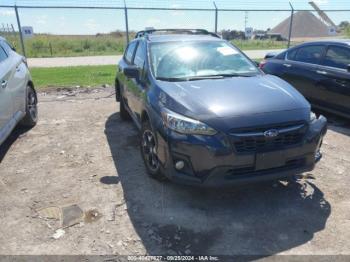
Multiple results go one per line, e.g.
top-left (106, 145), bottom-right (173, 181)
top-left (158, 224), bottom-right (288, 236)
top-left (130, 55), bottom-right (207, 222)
top-left (323, 45), bottom-right (350, 70)
top-left (0, 46), bottom-right (8, 63)
top-left (125, 41), bottom-right (138, 64)
top-left (294, 45), bottom-right (325, 65)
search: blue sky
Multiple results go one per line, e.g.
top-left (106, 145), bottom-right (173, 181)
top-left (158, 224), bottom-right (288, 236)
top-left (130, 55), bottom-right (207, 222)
top-left (0, 0), bottom-right (349, 35)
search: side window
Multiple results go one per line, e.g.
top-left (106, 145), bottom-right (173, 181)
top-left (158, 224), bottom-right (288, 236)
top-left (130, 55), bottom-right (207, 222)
top-left (294, 45), bottom-right (325, 64)
top-left (323, 46), bottom-right (350, 70)
top-left (125, 41), bottom-right (138, 64)
top-left (0, 46), bottom-right (8, 63)
top-left (287, 48), bottom-right (298, 60)
top-left (274, 52), bottom-right (286, 60)
top-left (134, 41), bottom-right (146, 69)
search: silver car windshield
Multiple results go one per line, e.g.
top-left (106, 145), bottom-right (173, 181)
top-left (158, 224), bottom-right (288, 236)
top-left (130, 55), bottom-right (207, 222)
top-left (150, 41), bottom-right (260, 80)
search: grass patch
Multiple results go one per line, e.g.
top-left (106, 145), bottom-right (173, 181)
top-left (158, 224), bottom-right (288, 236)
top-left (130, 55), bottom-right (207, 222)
top-left (231, 39), bottom-right (289, 50)
top-left (30, 65), bottom-right (116, 89)
top-left (5, 33), bottom-right (126, 58)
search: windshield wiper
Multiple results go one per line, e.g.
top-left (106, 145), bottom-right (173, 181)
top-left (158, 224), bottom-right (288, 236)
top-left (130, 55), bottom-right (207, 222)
top-left (156, 77), bottom-right (188, 82)
top-left (156, 73), bottom-right (253, 82)
top-left (156, 76), bottom-right (223, 82)
top-left (199, 73), bottom-right (252, 78)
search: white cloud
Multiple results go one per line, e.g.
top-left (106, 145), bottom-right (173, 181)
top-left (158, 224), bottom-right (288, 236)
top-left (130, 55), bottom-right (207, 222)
top-left (84, 18), bottom-right (99, 30)
top-left (0, 10), bottom-right (15, 17)
top-left (35, 15), bottom-right (48, 25)
top-left (145, 18), bottom-right (161, 26)
top-left (313, 0), bottom-right (329, 5)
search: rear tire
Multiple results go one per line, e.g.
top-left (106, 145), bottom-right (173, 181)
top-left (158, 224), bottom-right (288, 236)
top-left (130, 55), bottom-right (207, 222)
top-left (20, 85), bottom-right (38, 127)
top-left (119, 97), bottom-right (131, 121)
top-left (140, 120), bottom-right (166, 181)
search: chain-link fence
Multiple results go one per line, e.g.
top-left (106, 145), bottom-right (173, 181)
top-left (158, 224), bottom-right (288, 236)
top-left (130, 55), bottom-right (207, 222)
top-left (1, 0), bottom-right (349, 58)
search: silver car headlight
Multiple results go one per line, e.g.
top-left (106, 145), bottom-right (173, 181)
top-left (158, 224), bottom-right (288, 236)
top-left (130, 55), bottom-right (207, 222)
top-left (310, 111), bottom-right (317, 122)
top-left (162, 109), bottom-right (217, 135)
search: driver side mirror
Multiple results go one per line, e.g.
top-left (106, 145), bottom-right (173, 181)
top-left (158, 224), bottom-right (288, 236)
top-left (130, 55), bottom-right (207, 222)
top-left (124, 66), bottom-right (139, 81)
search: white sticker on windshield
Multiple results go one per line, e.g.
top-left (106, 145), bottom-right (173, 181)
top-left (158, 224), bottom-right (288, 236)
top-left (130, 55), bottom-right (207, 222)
top-left (217, 46), bottom-right (238, 56)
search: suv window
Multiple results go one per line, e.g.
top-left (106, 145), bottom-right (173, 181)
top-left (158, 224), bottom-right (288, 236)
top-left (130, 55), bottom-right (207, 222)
top-left (294, 45), bottom-right (325, 64)
top-left (125, 41), bottom-right (138, 64)
top-left (0, 46), bottom-right (8, 63)
top-left (134, 41), bottom-right (146, 69)
top-left (323, 45), bottom-right (350, 70)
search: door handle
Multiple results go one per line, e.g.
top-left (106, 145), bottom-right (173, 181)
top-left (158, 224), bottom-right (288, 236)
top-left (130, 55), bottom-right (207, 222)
top-left (283, 63), bottom-right (292, 68)
top-left (1, 80), bottom-right (8, 88)
top-left (335, 79), bottom-right (347, 86)
top-left (316, 70), bottom-right (327, 75)
top-left (16, 66), bottom-right (21, 72)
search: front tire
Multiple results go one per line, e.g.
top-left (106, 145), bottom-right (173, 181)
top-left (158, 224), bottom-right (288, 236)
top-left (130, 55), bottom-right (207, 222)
top-left (20, 85), bottom-right (38, 127)
top-left (140, 120), bottom-right (166, 181)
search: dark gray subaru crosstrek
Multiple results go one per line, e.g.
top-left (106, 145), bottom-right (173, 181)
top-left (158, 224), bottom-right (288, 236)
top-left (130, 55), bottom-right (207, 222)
top-left (115, 29), bottom-right (327, 187)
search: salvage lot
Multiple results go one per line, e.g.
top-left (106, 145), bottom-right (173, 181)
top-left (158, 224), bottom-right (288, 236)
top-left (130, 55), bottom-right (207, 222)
top-left (0, 87), bottom-right (350, 256)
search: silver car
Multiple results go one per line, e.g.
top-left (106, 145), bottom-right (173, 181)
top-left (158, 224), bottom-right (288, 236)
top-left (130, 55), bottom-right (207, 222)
top-left (0, 36), bottom-right (38, 146)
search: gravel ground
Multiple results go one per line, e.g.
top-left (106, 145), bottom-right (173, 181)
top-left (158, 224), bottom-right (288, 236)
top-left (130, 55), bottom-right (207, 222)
top-left (27, 49), bottom-right (285, 68)
top-left (0, 87), bottom-right (349, 257)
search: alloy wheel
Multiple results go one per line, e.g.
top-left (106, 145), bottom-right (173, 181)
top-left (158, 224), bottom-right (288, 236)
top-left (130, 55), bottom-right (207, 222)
top-left (142, 129), bottom-right (159, 172)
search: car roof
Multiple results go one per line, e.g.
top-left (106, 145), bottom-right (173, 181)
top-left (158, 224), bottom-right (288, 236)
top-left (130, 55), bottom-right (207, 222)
top-left (293, 39), bottom-right (350, 48)
top-left (141, 34), bottom-right (223, 43)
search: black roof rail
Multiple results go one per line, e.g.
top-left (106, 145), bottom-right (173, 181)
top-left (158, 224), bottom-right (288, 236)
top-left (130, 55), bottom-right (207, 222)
top-left (134, 29), bottom-right (220, 39)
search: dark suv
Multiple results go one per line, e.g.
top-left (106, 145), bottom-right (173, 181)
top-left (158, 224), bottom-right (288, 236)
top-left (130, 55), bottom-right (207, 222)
top-left (115, 29), bottom-right (327, 187)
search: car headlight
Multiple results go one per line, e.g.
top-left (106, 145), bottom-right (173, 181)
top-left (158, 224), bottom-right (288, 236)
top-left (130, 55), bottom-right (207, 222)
top-left (310, 111), bottom-right (317, 122)
top-left (162, 109), bottom-right (217, 135)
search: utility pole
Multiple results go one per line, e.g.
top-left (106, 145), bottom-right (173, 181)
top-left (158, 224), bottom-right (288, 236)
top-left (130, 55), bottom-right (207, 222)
top-left (244, 11), bottom-right (248, 31)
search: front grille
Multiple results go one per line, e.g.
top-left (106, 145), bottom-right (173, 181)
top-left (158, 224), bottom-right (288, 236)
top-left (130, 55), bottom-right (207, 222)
top-left (230, 123), bottom-right (307, 153)
top-left (225, 158), bottom-right (305, 178)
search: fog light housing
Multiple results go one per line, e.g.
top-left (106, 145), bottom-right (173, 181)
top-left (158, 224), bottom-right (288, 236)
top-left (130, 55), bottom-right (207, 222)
top-left (175, 160), bottom-right (185, 170)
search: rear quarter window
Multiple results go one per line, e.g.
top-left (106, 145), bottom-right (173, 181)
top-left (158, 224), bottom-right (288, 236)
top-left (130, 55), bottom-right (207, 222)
top-left (286, 48), bottom-right (298, 60)
top-left (274, 52), bottom-right (286, 60)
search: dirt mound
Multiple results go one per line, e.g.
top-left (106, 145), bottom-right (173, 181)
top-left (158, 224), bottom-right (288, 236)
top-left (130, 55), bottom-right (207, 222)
top-left (269, 11), bottom-right (333, 39)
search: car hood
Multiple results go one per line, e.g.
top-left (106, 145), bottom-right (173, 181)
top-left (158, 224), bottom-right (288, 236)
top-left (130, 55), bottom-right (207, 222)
top-left (156, 74), bottom-right (310, 131)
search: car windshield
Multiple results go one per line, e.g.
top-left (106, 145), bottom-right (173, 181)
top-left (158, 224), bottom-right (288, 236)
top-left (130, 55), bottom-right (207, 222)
top-left (149, 41), bottom-right (260, 81)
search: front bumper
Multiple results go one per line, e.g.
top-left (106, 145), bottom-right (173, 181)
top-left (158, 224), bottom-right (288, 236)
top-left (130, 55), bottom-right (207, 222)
top-left (156, 116), bottom-right (327, 187)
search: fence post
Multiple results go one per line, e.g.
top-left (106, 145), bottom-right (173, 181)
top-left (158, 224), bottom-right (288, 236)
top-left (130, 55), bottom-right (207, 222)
top-left (213, 1), bottom-right (218, 33)
top-left (14, 5), bottom-right (26, 57)
top-left (124, 0), bottom-right (129, 44)
top-left (287, 2), bottom-right (294, 48)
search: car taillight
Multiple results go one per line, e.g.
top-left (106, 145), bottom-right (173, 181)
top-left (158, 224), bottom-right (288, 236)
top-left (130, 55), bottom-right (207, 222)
top-left (259, 60), bottom-right (266, 69)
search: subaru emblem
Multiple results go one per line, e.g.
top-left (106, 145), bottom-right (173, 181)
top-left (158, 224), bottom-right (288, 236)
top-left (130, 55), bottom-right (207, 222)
top-left (264, 129), bottom-right (279, 138)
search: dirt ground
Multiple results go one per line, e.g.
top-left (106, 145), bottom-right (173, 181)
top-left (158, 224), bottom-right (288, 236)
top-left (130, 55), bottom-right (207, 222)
top-left (0, 87), bottom-right (349, 257)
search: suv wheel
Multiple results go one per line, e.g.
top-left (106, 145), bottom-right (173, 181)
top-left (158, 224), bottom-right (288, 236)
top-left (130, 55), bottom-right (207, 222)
top-left (140, 120), bottom-right (166, 180)
top-left (20, 85), bottom-right (38, 127)
top-left (119, 97), bottom-right (131, 121)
